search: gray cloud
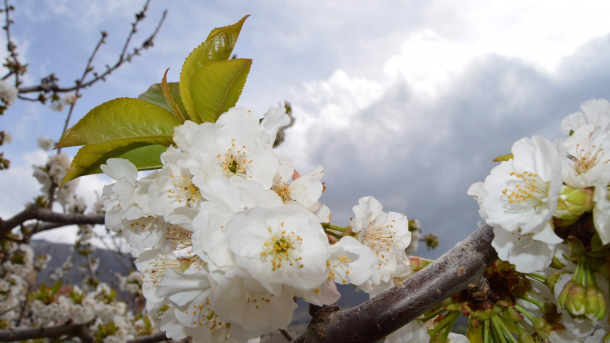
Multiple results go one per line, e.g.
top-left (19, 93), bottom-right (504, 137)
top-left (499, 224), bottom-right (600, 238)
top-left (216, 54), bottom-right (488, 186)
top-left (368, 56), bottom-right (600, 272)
top-left (292, 34), bottom-right (610, 259)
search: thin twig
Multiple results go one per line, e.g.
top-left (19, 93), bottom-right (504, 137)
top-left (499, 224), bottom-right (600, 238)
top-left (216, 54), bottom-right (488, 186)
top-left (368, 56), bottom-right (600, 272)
top-left (56, 30), bottom-right (107, 154)
top-left (2, 0), bottom-right (23, 86)
top-left (15, 282), bottom-right (32, 326)
top-left (16, 4), bottom-right (167, 95)
top-left (279, 328), bottom-right (294, 341)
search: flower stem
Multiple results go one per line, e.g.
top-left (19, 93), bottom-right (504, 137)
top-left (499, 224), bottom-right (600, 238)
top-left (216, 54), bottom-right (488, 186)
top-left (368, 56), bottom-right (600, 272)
top-left (483, 319), bottom-right (490, 343)
top-left (421, 308), bottom-right (446, 323)
top-left (522, 295), bottom-right (544, 309)
top-left (324, 229), bottom-right (343, 240)
top-left (490, 316), bottom-right (508, 343)
top-left (526, 273), bottom-right (547, 283)
top-left (428, 311), bottom-right (458, 338)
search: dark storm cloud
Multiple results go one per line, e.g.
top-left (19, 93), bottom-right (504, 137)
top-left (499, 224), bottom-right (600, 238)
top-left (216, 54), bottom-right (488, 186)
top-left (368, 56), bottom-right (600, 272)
top-left (304, 34), bottom-right (610, 259)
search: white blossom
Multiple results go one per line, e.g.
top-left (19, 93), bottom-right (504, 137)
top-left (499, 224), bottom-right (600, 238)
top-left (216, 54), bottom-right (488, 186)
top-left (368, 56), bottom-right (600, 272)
top-left (481, 136), bottom-right (562, 234)
top-left (561, 98), bottom-right (610, 135)
top-left (0, 80), bottom-right (17, 106)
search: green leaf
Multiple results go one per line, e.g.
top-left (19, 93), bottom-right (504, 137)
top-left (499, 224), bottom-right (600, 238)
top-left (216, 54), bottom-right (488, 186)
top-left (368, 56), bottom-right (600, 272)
top-left (50, 281), bottom-right (63, 296)
top-left (61, 137), bottom-right (173, 186)
top-left (138, 82), bottom-right (189, 121)
top-left (58, 98), bottom-right (181, 148)
top-left (592, 232), bottom-right (604, 252)
top-left (190, 59), bottom-right (252, 123)
top-left (161, 69), bottom-right (186, 122)
top-left (492, 153), bottom-right (514, 162)
top-left (179, 15), bottom-right (249, 121)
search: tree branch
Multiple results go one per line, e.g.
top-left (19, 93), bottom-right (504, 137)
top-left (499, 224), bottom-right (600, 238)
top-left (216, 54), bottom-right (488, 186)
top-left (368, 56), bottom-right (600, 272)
top-left (2, 0), bottom-right (24, 87)
top-left (17, 3), bottom-right (167, 95)
top-left (0, 323), bottom-right (167, 343)
top-left (128, 332), bottom-right (168, 343)
top-left (0, 323), bottom-right (80, 342)
top-left (0, 206), bottom-right (104, 237)
top-left (291, 224), bottom-right (497, 343)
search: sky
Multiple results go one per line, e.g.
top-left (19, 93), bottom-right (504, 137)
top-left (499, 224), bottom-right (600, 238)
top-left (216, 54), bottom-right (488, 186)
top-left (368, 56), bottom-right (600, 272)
top-left (1, 0), bottom-right (610, 259)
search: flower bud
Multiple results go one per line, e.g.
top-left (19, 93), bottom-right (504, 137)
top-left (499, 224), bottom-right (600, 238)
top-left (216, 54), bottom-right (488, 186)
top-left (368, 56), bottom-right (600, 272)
top-left (409, 256), bottom-right (433, 273)
top-left (504, 306), bottom-right (524, 322)
top-left (519, 332), bottom-right (535, 343)
top-left (585, 284), bottom-right (608, 322)
top-left (564, 282), bottom-right (586, 316)
top-left (554, 185), bottom-right (594, 226)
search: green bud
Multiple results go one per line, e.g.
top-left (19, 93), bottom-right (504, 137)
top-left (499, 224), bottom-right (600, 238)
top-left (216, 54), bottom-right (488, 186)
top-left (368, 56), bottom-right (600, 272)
top-left (546, 272), bottom-right (562, 292)
top-left (409, 256), bottom-right (433, 272)
top-left (585, 284), bottom-right (608, 322)
top-left (565, 282), bottom-right (586, 316)
top-left (554, 185), bottom-right (594, 223)
top-left (504, 306), bottom-right (524, 322)
top-left (558, 280), bottom-right (574, 308)
top-left (519, 331), bottom-right (535, 343)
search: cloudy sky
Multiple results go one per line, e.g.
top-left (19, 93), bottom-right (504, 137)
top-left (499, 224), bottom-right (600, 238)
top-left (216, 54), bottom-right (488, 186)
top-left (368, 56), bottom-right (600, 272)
top-left (1, 0), bottom-right (610, 259)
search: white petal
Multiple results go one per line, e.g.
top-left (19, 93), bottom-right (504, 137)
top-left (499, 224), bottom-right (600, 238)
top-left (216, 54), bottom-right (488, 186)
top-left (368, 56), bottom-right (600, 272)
top-left (260, 107), bottom-right (290, 146)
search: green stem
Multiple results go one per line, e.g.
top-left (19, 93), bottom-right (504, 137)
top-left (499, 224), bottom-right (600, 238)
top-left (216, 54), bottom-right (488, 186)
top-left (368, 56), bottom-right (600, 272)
top-left (490, 316), bottom-right (508, 343)
top-left (483, 319), bottom-right (490, 343)
top-left (514, 304), bottom-right (536, 324)
top-left (328, 224), bottom-right (349, 232)
top-left (493, 315), bottom-right (519, 343)
top-left (526, 273), bottom-right (547, 283)
top-left (585, 260), bottom-right (599, 288)
top-left (428, 311), bottom-right (458, 338)
top-left (324, 229), bottom-right (343, 240)
top-left (421, 308), bottom-right (446, 323)
top-left (522, 295), bottom-right (544, 308)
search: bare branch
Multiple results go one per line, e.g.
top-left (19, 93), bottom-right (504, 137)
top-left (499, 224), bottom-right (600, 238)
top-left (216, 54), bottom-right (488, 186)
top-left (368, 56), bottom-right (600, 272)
top-left (17, 3), bottom-right (168, 95)
top-left (291, 224), bottom-right (497, 343)
top-left (0, 206), bottom-right (104, 237)
top-left (0, 324), bottom-right (166, 343)
top-left (57, 30), bottom-right (107, 152)
top-left (128, 332), bottom-right (168, 343)
top-left (3, 0), bottom-right (25, 87)
top-left (0, 323), bottom-right (81, 342)
top-left (280, 328), bottom-right (295, 341)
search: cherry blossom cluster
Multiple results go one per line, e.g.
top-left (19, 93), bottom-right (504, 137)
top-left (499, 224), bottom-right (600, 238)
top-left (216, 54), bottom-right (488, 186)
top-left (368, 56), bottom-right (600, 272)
top-left (29, 282), bottom-right (159, 342)
top-left (467, 98), bottom-right (610, 342)
top-left (0, 239), bottom-right (34, 329)
top-left (100, 107), bottom-right (422, 342)
top-left (33, 136), bottom-right (86, 213)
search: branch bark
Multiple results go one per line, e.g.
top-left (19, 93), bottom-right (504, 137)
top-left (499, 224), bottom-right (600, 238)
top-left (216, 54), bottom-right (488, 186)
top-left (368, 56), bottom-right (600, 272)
top-left (0, 323), bottom-right (80, 342)
top-left (0, 323), bottom-right (167, 343)
top-left (291, 224), bottom-right (497, 343)
top-left (0, 206), bottom-right (104, 237)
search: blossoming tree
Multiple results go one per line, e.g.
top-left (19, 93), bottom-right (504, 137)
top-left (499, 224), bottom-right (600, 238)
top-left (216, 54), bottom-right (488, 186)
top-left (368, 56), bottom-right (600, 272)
top-left (1, 3), bottom-right (610, 343)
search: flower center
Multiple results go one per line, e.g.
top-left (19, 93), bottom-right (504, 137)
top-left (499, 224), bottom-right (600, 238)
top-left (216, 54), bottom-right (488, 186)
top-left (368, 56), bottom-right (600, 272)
top-left (218, 140), bottom-right (252, 179)
top-left (362, 220), bottom-right (398, 257)
top-left (169, 174), bottom-right (202, 206)
top-left (260, 225), bottom-right (303, 271)
top-left (572, 143), bottom-right (609, 175)
top-left (502, 171), bottom-right (548, 207)
top-left (165, 225), bottom-right (193, 250)
top-left (272, 182), bottom-right (292, 201)
top-left (128, 216), bottom-right (157, 234)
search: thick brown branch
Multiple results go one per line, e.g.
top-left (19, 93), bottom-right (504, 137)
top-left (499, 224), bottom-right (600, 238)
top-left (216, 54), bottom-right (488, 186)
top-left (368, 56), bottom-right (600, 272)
top-left (0, 206), bottom-right (104, 237)
top-left (0, 323), bottom-right (166, 343)
top-left (291, 224), bottom-right (497, 343)
top-left (0, 323), bottom-right (81, 342)
top-left (128, 332), bottom-right (168, 343)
